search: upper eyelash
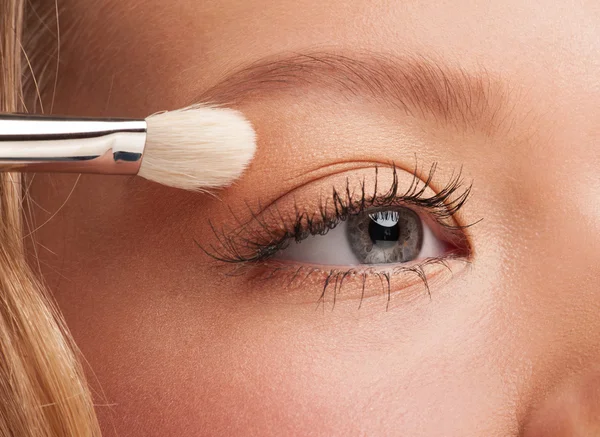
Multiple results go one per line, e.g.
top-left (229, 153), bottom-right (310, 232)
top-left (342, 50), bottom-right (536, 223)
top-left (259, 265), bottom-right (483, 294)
top-left (202, 161), bottom-right (478, 265)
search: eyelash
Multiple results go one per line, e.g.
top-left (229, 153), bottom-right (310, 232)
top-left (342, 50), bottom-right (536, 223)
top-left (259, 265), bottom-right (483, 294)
top-left (199, 162), bottom-right (479, 309)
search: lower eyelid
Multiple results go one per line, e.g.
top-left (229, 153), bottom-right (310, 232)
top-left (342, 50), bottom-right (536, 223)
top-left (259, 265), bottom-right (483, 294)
top-left (224, 255), bottom-right (468, 309)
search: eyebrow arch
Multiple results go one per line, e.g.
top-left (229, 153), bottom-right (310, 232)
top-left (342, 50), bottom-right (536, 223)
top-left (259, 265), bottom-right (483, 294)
top-left (194, 51), bottom-right (510, 136)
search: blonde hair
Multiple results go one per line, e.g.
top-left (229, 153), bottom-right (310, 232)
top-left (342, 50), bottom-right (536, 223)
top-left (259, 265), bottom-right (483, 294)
top-left (0, 0), bottom-right (102, 435)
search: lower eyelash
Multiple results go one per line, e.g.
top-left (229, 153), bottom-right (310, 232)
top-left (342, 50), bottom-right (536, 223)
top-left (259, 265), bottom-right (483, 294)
top-left (217, 252), bottom-right (467, 310)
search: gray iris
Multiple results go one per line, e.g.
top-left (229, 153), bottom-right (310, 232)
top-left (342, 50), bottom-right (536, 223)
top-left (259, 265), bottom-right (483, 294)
top-left (346, 207), bottom-right (423, 264)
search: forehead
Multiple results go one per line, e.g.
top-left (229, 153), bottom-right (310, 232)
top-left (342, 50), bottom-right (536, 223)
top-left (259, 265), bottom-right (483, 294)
top-left (63, 0), bottom-right (598, 98)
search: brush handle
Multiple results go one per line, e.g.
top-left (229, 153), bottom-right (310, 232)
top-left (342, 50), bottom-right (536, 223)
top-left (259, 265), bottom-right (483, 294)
top-left (0, 114), bottom-right (147, 174)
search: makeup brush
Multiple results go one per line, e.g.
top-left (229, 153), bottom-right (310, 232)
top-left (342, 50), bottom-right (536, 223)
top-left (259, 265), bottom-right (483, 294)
top-left (0, 104), bottom-right (256, 191)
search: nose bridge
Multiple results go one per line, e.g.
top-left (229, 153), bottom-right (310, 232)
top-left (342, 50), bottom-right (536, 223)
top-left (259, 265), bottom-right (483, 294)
top-left (483, 122), bottom-right (600, 312)
top-left (497, 104), bottom-right (598, 254)
top-left (523, 369), bottom-right (600, 436)
top-left (490, 131), bottom-right (600, 431)
top-left (509, 151), bottom-right (598, 285)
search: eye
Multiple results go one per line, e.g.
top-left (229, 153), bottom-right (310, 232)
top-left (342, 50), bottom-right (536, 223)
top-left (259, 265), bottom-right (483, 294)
top-left (275, 206), bottom-right (445, 266)
top-left (201, 164), bottom-right (476, 305)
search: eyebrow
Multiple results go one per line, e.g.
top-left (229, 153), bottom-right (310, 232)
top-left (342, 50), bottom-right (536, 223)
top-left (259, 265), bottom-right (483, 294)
top-left (195, 51), bottom-right (510, 136)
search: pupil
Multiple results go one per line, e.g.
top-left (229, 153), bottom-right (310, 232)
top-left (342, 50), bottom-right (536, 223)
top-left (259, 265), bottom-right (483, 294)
top-left (368, 219), bottom-right (400, 243)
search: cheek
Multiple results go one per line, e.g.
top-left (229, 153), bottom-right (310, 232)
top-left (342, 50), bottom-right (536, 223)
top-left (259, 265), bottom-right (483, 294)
top-left (180, 287), bottom-right (518, 436)
top-left (126, 278), bottom-right (520, 435)
top-left (59, 268), bottom-right (517, 435)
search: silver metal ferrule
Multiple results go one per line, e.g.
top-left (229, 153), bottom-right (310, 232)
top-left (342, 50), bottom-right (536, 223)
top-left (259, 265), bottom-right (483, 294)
top-left (0, 113), bottom-right (147, 174)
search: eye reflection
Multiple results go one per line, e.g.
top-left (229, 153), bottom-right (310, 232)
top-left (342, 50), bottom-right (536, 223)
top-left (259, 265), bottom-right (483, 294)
top-left (276, 207), bottom-right (444, 266)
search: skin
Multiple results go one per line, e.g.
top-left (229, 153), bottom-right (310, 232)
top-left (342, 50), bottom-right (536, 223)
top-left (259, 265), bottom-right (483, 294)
top-left (29, 0), bottom-right (599, 435)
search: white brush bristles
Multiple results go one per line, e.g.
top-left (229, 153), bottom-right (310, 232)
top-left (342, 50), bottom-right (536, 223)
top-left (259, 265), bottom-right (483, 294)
top-left (140, 105), bottom-right (256, 191)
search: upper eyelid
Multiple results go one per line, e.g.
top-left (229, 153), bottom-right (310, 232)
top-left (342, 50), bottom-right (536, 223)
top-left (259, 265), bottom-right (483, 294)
top-left (241, 160), bottom-right (466, 220)
top-left (247, 162), bottom-right (390, 217)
